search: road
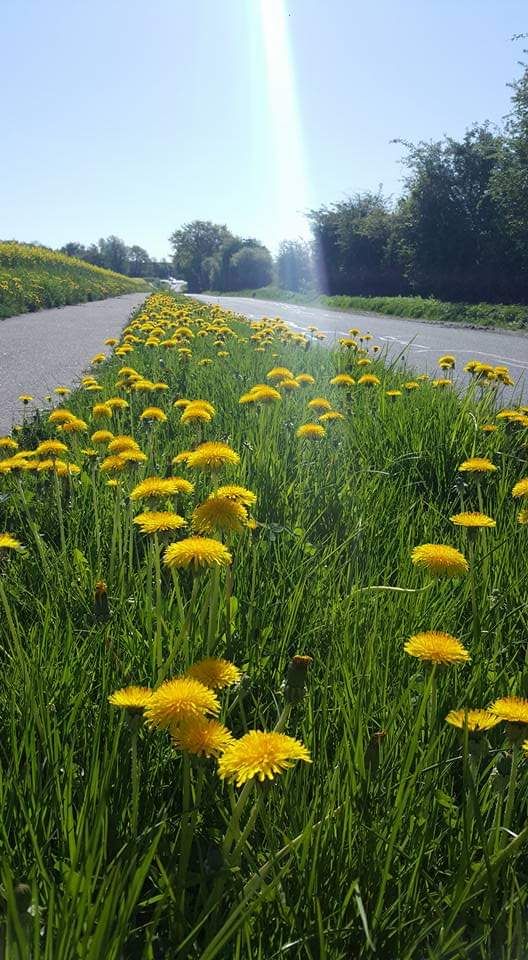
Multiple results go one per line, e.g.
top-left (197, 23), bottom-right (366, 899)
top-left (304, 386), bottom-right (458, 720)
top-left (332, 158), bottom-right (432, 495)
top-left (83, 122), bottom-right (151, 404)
top-left (0, 293), bottom-right (147, 434)
top-left (195, 294), bottom-right (528, 396)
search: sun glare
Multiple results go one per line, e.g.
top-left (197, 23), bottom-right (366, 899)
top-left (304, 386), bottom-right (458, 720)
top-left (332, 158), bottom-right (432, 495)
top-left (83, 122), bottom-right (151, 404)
top-left (258, 0), bottom-right (311, 242)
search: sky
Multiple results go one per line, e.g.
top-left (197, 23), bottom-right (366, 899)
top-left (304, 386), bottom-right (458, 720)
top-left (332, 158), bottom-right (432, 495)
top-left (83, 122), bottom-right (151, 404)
top-left (2, 0), bottom-right (526, 260)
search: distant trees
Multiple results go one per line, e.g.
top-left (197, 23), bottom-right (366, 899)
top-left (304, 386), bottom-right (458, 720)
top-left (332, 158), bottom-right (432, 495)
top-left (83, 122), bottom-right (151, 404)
top-left (58, 237), bottom-right (171, 278)
top-left (169, 220), bottom-right (273, 292)
top-left (276, 240), bottom-right (314, 291)
top-left (304, 57), bottom-right (528, 304)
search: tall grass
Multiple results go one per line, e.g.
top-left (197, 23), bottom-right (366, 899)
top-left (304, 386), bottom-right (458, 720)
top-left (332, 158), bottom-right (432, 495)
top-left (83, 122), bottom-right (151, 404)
top-left (0, 242), bottom-right (148, 319)
top-left (0, 294), bottom-right (527, 958)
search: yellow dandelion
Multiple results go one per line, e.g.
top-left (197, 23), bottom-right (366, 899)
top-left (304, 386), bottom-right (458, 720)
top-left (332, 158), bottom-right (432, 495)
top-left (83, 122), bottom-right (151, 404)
top-left (100, 455), bottom-right (127, 473)
top-left (458, 457), bottom-right (497, 475)
top-left (330, 374), bottom-right (355, 387)
top-left (19, 395), bottom-right (33, 404)
top-left (59, 417), bottom-right (88, 434)
top-left (186, 442), bottom-right (240, 471)
top-left (186, 657), bottom-right (242, 689)
top-left (35, 440), bottom-right (68, 457)
top-left (512, 478), bottom-right (528, 498)
top-left (54, 386), bottom-right (71, 396)
top-left (130, 477), bottom-right (194, 500)
top-left (91, 430), bottom-right (114, 444)
top-left (48, 409), bottom-right (75, 425)
top-left (404, 631), bottom-right (470, 665)
top-left (481, 424), bottom-right (498, 433)
top-left (319, 411), bottom-right (345, 422)
top-left (296, 423), bottom-right (326, 440)
top-left (490, 696), bottom-right (528, 725)
top-left (145, 677), bottom-right (220, 729)
top-left (163, 536), bottom-right (232, 571)
top-left (92, 403), bottom-right (113, 420)
top-left (105, 397), bottom-right (129, 410)
top-left (192, 495), bottom-right (248, 534)
top-left (108, 685), bottom-right (153, 713)
top-left (517, 508), bottom-right (528, 525)
top-left (267, 366), bottom-right (294, 381)
top-left (132, 511), bottom-right (186, 534)
top-left (214, 485), bottom-right (257, 506)
top-left (0, 533), bottom-right (24, 552)
top-left (140, 406), bottom-right (168, 423)
top-left (171, 717), bottom-right (234, 758)
top-left (181, 404), bottom-right (213, 424)
top-left (107, 435), bottom-right (140, 454)
top-left (450, 512), bottom-right (496, 528)
top-left (445, 709), bottom-right (500, 732)
top-left (240, 385), bottom-right (282, 405)
top-left (404, 381), bottom-right (420, 391)
top-left (0, 437), bottom-right (18, 450)
top-left (411, 543), bottom-right (469, 577)
top-left (358, 374), bottom-right (381, 386)
top-left (218, 730), bottom-right (311, 786)
top-left (296, 373), bottom-right (316, 386)
top-left (308, 398), bottom-right (332, 413)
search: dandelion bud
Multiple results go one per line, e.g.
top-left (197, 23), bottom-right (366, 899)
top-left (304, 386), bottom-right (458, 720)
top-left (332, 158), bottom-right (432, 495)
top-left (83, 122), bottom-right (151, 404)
top-left (283, 655), bottom-right (313, 704)
top-left (94, 579), bottom-right (110, 622)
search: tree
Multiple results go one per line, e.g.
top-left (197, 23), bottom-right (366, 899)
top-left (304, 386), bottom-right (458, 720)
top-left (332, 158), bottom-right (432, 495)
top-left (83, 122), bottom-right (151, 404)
top-left (276, 239), bottom-right (313, 291)
top-left (229, 245), bottom-right (273, 290)
top-left (97, 236), bottom-right (129, 274)
top-left (128, 245), bottom-right (152, 277)
top-left (169, 221), bottom-right (232, 291)
top-left (59, 242), bottom-right (88, 260)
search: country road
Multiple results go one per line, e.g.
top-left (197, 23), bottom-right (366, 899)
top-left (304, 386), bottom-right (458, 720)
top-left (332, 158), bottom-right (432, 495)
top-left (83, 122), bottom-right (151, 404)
top-left (0, 293), bottom-right (147, 434)
top-left (195, 294), bottom-right (528, 396)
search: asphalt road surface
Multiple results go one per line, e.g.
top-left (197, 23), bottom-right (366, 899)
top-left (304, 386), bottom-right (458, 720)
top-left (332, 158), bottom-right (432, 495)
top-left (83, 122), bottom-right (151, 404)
top-left (195, 294), bottom-right (528, 397)
top-left (0, 293), bottom-right (147, 434)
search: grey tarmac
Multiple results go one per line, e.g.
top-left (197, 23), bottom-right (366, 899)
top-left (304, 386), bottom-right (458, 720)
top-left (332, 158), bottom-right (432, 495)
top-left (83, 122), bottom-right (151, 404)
top-left (0, 293), bottom-right (147, 434)
top-left (195, 294), bottom-right (528, 398)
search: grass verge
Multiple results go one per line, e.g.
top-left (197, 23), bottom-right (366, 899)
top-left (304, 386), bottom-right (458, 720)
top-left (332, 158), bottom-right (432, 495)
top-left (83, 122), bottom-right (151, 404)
top-left (0, 294), bottom-right (527, 957)
top-left (0, 242), bottom-right (149, 319)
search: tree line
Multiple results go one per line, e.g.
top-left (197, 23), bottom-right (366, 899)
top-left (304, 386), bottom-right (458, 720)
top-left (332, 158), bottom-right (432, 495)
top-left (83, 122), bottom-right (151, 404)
top-left (308, 55), bottom-right (528, 304)
top-left (58, 237), bottom-right (171, 279)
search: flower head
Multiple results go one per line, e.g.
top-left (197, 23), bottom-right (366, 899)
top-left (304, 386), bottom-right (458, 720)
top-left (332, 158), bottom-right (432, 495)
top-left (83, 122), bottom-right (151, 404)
top-left (108, 685), bottom-right (153, 713)
top-left (330, 373), bottom-right (355, 387)
top-left (0, 533), bottom-right (24, 552)
top-left (358, 374), bottom-right (381, 386)
top-left (490, 696), bottom-right (528, 724)
top-left (267, 366), bottom-right (293, 381)
top-left (411, 543), bottom-right (468, 578)
top-left (145, 677), bottom-right (220, 729)
top-left (186, 442), bottom-right (240, 471)
top-left (91, 430), bottom-right (114, 445)
top-left (450, 512), bottom-right (496, 529)
top-left (214, 485), bottom-right (257, 507)
top-left (512, 478), bottom-right (528, 499)
top-left (218, 730), bottom-right (311, 786)
top-left (140, 406), bottom-right (168, 423)
top-left (404, 631), bottom-right (470, 665)
top-left (308, 398), bottom-right (332, 413)
top-left (186, 657), bottom-right (242, 689)
top-left (296, 423), bottom-right (326, 440)
top-left (130, 476), bottom-right (194, 500)
top-left (36, 440), bottom-right (68, 457)
top-left (192, 495), bottom-right (248, 533)
top-left (458, 457), bottom-right (497, 475)
top-left (171, 717), bottom-right (234, 758)
top-left (133, 511), bottom-right (187, 534)
top-left (163, 536), bottom-right (232, 571)
top-left (445, 709), bottom-right (500, 732)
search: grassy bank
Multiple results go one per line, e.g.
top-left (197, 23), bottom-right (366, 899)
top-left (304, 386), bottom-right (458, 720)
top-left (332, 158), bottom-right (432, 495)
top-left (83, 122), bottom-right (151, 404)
top-left (212, 285), bottom-right (528, 329)
top-left (0, 242), bottom-right (149, 319)
top-left (1, 294), bottom-right (527, 957)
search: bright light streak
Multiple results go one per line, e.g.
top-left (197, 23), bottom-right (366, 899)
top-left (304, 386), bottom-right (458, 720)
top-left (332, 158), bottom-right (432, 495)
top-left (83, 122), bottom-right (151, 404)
top-left (258, 0), bottom-right (311, 243)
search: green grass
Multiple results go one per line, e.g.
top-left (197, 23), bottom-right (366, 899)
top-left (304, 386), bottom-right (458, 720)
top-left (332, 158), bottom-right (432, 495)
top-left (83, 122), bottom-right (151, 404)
top-left (0, 293), bottom-right (527, 958)
top-left (213, 285), bottom-right (528, 330)
top-left (0, 242), bottom-right (149, 319)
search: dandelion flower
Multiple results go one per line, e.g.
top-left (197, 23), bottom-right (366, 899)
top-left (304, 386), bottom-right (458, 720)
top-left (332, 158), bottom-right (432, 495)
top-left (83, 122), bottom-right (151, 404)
top-left (218, 730), bottom-right (311, 786)
top-left (512, 478), bottom-right (528, 499)
top-left (308, 398), bottom-right (332, 413)
top-left (92, 403), bottom-right (113, 420)
top-left (358, 374), bottom-right (381, 386)
top-left (171, 717), bottom-right (233, 758)
top-left (489, 696), bottom-right (528, 724)
top-left (130, 477), bottom-right (194, 500)
top-left (18, 395), bottom-right (33, 404)
top-left (140, 406), bottom-right (167, 423)
top-left (59, 417), bottom-right (88, 434)
top-left (163, 537), bottom-right (232, 571)
top-left (108, 685), bottom-right (153, 713)
top-left (145, 677), bottom-right (220, 729)
top-left (404, 381), bottom-right (420, 391)
top-left (267, 366), bottom-right (294, 381)
top-left (36, 440), bottom-right (68, 457)
top-left (445, 709), bottom-right (500, 732)
top-left (0, 437), bottom-right (18, 450)
top-left (319, 411), bottom-right (345, 422)
top-left (186, 442), bottom-right (240, 471)
top-left (0, 533), bottom-right (24, 552)
top-left (296, 423), bottom-right (326, 440)
top-left (133, 511), bottom-right (186, 534)
top-left (296, 373), bottom-right (315, 386)
top-left (518, 508), bottom-right (528, 525)
top-left (214, 485), bottom-right (257, 506)
top-left (450, 512), bottom-right (496, 528)
top-left (404, 631), bottom-right (470, 665)
top-left (193, 495), bottom-right (248, 533)
top-left (107, 435), bottom-right (140, 454)
top-left (187, 657), bottom-right (242, 689)
top-left (91, 430), bottom-right (114, 445)
top-left (49, 409), bottom-right (75, 424)
top-left (458, 457), bottom-right (497, 475)
top-left (330, 374), bottom-right (355, 387)
top-left (411, 543), bottom-right (469, 577)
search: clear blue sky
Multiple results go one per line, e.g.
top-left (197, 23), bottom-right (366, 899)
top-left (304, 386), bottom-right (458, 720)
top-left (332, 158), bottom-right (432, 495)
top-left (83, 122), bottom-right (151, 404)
top-left (2, 0), bottom-right (526, 260)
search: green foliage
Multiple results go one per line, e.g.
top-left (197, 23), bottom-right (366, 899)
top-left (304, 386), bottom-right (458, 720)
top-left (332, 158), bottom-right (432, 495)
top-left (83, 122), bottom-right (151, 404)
top-left (169, 220), bottom-right (273, 293)
top-left (276, 239), bottom-right (314, 292)
top-left (0, 242), bottom-right (148, 319)
top-left (0, 293), bottom-right (527, 956)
